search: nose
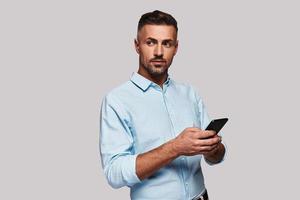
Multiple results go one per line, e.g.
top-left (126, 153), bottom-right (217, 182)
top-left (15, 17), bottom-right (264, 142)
top-left (154, 44), bottom-right (164, 57)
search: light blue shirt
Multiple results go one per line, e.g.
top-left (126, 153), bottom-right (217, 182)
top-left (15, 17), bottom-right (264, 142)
top-left (100, 72), bottom-right (221, 200)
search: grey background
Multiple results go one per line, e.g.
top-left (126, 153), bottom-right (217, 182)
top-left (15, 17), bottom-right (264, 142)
top-left (1, 0), bottom-right (299, 199)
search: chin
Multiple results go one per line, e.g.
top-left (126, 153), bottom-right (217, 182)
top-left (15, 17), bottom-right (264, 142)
top-left (149, 68), bottom-right (167, 76)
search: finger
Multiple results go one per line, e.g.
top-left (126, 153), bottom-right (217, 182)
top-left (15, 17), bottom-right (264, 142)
top-left (185, 129), bottom-right (203, 139)
top-left (186, 127), bottom-right (202, 132)
top-left (196, 144), bottom-right (219, 152)
top-left (197, 137), bottom-right (220, 146)
top-left (203, 143), bottom-right (220, 153)
top-left (218, 136), bottom-right (222, 142)
top-left (211, 135), bottom-right (222, 142)
top-left (209, 144), bottom-right (219, 152)
top-left (196, 130), bottom-right (216, 139)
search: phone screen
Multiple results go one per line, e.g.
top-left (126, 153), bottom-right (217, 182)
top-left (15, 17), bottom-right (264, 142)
top-left (205, 118), bottom-right (228, 134)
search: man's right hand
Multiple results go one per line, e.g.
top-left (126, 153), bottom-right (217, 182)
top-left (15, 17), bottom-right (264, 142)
top-left (171, 127), bottom-right (222, 156)
top-left (136, 127), bottom-right (222, 180)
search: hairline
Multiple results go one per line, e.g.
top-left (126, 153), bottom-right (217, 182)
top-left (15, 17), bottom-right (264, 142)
top-left (136, 24), bottom-right (178, 41)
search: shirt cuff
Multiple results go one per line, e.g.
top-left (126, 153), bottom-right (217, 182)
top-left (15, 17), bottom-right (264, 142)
top-left (127, 154), bottom-right (142, 186)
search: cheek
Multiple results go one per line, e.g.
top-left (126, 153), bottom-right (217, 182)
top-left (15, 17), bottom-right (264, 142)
top-left (139, 53), bottom-right (150, 64)
top-left (165, 51), bottom-right (176, 61)
top-left (141, 51), bottom-right (152, 61)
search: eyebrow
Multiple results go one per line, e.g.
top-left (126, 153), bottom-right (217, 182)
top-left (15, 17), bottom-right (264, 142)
top-left (146, 37), bottom-right (174, 42)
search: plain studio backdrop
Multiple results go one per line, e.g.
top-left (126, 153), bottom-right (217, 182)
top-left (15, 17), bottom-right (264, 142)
top-left (1, 0), bottom-right (299, 199)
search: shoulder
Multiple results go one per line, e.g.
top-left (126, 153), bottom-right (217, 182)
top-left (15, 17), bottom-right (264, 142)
top-left (102, 81), bottom-right (133, 104)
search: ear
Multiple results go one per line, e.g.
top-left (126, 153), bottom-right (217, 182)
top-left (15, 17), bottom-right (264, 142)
top-left (174, 40), bottom-right (179, 55)
top-left (134, 39), bottom-right (140, 54)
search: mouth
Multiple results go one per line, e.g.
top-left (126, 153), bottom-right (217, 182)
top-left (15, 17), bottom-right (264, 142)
top-left (151, 60), bottom-right (166, 64)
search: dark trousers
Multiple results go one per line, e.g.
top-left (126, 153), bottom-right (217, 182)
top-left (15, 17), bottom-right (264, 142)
top-left (193, 189), bottom-right (209, 200)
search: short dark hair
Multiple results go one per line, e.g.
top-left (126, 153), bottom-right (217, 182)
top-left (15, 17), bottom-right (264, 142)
top-left (138, 10), bottom-right (178, 33)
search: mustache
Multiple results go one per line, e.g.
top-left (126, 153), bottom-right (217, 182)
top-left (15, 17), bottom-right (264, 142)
top-left (150, 58), bottom-right (166, 62)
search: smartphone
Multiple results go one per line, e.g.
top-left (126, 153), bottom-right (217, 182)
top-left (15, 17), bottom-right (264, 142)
top-left (205, 118), bottom-right (228, 134)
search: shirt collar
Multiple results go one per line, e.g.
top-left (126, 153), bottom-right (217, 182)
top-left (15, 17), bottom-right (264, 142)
top-left (130, 72), bottom-right (171, 92)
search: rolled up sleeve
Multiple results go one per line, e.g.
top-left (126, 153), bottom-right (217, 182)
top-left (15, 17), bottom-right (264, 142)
top-left (99, 95), bottom-right (141, 188)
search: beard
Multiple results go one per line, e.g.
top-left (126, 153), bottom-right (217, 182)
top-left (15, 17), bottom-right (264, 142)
top-left (145, 64), bottom-right (167, 76)
top-left (140, 57), bottom-right (173, 77)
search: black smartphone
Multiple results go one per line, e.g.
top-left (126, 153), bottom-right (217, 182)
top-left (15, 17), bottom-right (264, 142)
top-left (205, 118), bottom-right (228, 134)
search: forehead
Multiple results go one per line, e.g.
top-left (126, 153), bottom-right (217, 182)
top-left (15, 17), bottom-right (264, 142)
top-left (138, 25), bottom-right (177, 40)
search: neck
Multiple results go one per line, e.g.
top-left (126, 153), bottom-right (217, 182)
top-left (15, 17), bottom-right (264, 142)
top-left (137, 68), bottom-right (168, 88)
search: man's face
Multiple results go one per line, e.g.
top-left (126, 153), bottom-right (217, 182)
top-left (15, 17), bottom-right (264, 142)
top-left (135, 25), bottom-right (178, 77)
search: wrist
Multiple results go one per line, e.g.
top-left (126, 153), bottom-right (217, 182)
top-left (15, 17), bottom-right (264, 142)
top-left (167, 138), bottom-right (181, 158)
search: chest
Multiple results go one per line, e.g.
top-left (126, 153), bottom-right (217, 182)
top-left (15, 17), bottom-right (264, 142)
top-left (126, 91), bottom-right (201, 153)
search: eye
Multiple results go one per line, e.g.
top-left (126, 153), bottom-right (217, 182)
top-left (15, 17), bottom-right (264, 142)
top-left (163, 41), bottom-right (173, 48)
top-left (146, 40), bottom-right (155, 46)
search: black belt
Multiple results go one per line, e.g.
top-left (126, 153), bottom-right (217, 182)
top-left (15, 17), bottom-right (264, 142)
top-left (194, 190), bottom-right (208, 200)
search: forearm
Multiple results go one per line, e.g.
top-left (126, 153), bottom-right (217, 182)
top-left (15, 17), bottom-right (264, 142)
top-left (136, 139), bottom-right (178, 180)
top-left (204, 143), bottom-right (225, 164)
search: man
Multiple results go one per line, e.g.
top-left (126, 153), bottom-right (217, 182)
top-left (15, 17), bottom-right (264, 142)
top-left (100, 10), bottom-right (226, 200)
